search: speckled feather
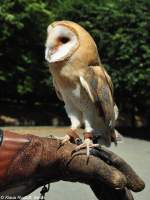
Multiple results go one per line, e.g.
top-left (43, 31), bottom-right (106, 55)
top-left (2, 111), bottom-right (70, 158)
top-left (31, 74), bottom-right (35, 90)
top-left (79, 66), bottom-right (116, 145)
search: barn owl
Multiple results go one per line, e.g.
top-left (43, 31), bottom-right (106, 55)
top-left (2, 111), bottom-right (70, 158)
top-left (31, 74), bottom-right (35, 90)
top-left (45, 21), bottom-right (121, 156)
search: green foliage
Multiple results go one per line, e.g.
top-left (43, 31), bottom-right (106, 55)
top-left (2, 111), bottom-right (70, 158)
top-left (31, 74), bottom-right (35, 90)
top-left (52, 0), bottom-right (150, 121)
top-left (0, 0), bottom-right (55, 101)
top-left (0, 0), bottom-right (149, 125)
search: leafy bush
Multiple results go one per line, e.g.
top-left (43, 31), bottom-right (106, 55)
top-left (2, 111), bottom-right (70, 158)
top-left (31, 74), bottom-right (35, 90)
top-left (0, 0), bottom-right (55, 102)
top-left (0, 0), bottom-right (149, 126)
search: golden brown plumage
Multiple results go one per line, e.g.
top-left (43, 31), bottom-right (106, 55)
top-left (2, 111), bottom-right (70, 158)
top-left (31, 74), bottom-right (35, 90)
top-left (45, 21), bottom-right (121, 155)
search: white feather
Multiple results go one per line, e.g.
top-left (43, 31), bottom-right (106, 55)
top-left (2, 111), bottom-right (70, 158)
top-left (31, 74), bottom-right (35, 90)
top-left (72, 84), bottom-right (80, 98)
top-left (45, 25), bottom-right (79, 63)
top-left (79, 76), bottom-right (94, 102)
top-left (50, 37), bottom-right (77, 62)
top-left (45, 47), bottom-right (51, 63)
top-left (114, 104), bottom-right (119, 120)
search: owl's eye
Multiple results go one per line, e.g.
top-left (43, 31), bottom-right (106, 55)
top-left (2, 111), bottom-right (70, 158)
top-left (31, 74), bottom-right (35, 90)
top-left (58, 36), bottom-right (70, 44)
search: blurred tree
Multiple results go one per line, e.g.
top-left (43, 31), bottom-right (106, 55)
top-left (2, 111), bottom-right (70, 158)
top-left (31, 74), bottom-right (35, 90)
top-left (0, 0), bottom-right (149, 127)
top-left (0, 0), bottom-right (55, 103)
top-left (53, 0), bottom-right (150, 126)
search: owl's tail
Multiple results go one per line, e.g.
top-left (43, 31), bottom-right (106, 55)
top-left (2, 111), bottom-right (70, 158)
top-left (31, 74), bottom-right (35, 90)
top-left (94, 129), bottom-right (123, 147)
top-left (111, 129), bottom-right (124, 146)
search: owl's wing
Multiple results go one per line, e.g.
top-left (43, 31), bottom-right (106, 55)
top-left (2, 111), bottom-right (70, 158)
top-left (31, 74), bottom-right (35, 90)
top-left (99, 68), bottom-right (119, 120)
top-left (80, 66), bottom-right (116, 130)
top-left (53, 79), bottom-right (63, 101)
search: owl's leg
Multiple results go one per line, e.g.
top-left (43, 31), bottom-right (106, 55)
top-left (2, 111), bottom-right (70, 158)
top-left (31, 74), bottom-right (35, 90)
top-left (75, 113), bottom-right (99, 156)
top-left (61, 103), bottom-right (82, 145)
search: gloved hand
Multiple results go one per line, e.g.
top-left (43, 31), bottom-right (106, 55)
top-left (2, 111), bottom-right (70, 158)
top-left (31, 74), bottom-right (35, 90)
top-left (0, 130), bottom-right (145, 200)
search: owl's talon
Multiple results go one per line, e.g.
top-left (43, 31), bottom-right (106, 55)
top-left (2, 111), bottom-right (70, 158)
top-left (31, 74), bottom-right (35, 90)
top-left (74, 139), bottom-right (99, 157)
top-left (56, 129), bottom-right (81, 147)
top-left (61, 135), bottom-right (71, 145)
top-left (51, 135), bottom-right (70, 144)
top-left (75, 138), bottom-right (82, 145)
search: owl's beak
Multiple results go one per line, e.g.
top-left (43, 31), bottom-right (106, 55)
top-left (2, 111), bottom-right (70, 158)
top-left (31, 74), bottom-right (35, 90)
top-left (45, 46), bottom-right (60, 63)
top-left (45, 36), bottom-right (61, 63)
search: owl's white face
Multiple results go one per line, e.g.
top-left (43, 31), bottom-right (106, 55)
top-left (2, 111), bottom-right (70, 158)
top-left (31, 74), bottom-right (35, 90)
top-left (45, 24), bottom-right (79, 63)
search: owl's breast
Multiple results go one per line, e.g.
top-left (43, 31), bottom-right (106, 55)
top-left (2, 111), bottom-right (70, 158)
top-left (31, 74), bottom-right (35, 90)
top-left (60, 83), bottom-right (81, 103)
top-left (71, 84), bottom-right (81, 98)
top-left (62, 83), bottom-right (96, 113)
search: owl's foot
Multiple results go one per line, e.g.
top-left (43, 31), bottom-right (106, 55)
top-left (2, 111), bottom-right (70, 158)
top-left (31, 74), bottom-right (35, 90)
top-left (61, 129), bottom-right (82, 145)
top-left (61, 134), bottom-right (71, 144)
top-left (48, 134), bottom-right (70, 143)
top-left (75, 138), bottom-right (99, 157)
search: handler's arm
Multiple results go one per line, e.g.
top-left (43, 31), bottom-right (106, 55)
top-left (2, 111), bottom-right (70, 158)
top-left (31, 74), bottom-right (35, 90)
top-left (0, 130), bottom-right (145, 200)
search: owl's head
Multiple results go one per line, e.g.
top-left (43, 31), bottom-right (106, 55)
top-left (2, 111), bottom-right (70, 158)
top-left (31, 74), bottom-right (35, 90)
top-left (45, 21), bottom-right (100, 65)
